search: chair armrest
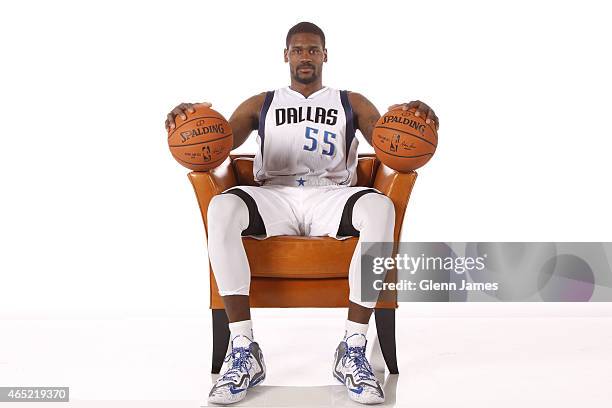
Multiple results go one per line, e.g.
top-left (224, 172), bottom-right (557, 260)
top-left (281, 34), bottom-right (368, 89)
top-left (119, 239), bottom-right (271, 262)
top-left (187, 157), bottom-right (237, 231)
top-left (373, 163), bottom-right (418, 241)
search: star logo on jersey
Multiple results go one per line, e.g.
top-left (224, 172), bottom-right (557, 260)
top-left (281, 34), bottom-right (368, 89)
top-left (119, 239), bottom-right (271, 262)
top-left (296, 177), bottom-right (306, 186)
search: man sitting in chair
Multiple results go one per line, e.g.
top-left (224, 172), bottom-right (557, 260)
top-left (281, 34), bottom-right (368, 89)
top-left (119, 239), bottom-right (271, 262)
top-left (165, 22), bottom-right (439, 405)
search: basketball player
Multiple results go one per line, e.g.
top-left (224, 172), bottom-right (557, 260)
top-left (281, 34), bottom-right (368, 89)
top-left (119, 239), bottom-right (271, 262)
top-left (166, 22), bottom-right (438, 405)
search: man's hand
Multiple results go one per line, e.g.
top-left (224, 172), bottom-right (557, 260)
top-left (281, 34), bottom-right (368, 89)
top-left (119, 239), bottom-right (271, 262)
top-left (165, 102), bottom-right (212, 131)
top-left (388, 100), bottom-right (439, 130)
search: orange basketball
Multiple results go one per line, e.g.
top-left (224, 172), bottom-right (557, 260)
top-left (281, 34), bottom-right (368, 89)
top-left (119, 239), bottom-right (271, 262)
top-left (167, 104), bottom-right (233, 171)
top-left (372, 108), bottom-right (437, 172)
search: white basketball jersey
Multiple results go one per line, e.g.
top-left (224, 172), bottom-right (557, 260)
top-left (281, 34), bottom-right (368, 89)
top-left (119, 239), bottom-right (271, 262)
top-left (253, 86), bottom-right (359, 186)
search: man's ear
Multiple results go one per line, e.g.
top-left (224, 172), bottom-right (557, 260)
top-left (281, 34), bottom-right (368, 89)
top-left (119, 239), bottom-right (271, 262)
top-left (323, 48), bottom-right (328, 63)
top-left (284, 48), bottom-right (289, 63)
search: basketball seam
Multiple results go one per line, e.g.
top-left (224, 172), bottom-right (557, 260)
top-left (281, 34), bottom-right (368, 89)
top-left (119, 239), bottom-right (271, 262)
top-left (171, 152), bottom-right (229, 167)
top-left (168, 133), bottom-right (233, 148)
top-left (371, 139), bottom-right (434, 159)
top-left (373, 125), bottom-right (437, 147)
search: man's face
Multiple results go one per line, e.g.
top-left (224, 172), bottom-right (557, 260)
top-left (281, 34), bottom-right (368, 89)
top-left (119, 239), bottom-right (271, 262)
top-left (284, 33), bottom-right (327, 85)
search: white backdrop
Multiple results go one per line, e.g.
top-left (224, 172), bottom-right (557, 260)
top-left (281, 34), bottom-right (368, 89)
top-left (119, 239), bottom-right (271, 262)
top-left (1, 0), bottom-right (611, 318)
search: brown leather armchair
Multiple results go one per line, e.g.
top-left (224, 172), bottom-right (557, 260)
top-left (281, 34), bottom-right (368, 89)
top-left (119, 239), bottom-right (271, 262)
top-left (188, 154), bottom-right (417, 374)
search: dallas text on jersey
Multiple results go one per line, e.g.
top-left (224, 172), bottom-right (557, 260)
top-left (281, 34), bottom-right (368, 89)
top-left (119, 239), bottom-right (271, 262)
top-left (275, 106), bottom-right (338, 126)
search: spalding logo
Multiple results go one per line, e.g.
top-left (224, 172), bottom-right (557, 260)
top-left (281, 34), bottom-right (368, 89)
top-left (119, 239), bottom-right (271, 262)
top-left (180, 123), bottom-right (225, 143)
top-left (383, 115), bottom-right (425, 134)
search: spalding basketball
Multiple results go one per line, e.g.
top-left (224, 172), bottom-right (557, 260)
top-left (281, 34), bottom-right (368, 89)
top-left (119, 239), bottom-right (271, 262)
top-left (167, 104), bottom-right (233, 171)
top-left (372, 108), bottom-right (437, 172)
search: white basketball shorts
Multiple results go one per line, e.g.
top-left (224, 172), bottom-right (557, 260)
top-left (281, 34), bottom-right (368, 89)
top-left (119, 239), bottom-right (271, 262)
top-left (221, 185), bottom-right (383, 240)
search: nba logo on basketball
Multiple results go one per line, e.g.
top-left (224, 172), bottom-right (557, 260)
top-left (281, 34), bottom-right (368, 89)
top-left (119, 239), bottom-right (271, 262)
top-left (202, 146), bottom-right (211, 162)
top-left (390, 134), bottom-right (400, 152)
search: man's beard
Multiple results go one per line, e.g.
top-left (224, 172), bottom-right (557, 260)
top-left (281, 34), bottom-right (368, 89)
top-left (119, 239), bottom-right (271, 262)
top-left (292, 66), bottom-right (318, 84)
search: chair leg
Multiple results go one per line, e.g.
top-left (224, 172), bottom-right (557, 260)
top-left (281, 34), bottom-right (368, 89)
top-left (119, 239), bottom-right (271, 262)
top-left (374, 308), bottom-right (399, 374)
top-left (211, 309), bottom-right (230, 374)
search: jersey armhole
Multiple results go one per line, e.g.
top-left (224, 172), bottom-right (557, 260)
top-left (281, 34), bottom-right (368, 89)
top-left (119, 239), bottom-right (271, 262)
top-left (255, 90), bottom-right (275, 181)
top-left (340, 89), bottom-right (356, 159)
top-left (257, 91), bottom-right (275, 137)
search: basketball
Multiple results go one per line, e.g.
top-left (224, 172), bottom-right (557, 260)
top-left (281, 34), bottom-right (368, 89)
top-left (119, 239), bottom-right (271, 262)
top-left (372, 108), bottom-right (437, 172)
top-left (167, 104), bottom-right (233, 171)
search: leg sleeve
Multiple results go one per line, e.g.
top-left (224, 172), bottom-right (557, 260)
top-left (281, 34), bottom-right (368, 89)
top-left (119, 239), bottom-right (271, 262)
top-left (207, 193), bottom-right (252, 296)
top-left (347, 193), bottom-right (395, 308)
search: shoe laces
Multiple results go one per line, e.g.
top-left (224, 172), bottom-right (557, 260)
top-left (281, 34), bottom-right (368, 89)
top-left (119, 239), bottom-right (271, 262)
top-left (344, 344), bottom-right (375, 382)
top-left (221, 347), bottom-right (253, 382)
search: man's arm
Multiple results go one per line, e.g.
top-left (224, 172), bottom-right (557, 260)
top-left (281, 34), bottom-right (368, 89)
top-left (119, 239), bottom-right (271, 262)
top-left (348, 92), bottom-right (381, 147)
top-left (228, 92), bottom-right (266, 150)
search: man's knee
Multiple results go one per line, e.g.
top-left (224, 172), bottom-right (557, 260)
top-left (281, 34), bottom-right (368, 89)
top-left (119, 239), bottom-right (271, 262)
top-left (353, 193), bottom-right (395, 230)
top-left (207, 194), bottom-right (249, 232)
top-left (338, 190), bottom-right (394, 237)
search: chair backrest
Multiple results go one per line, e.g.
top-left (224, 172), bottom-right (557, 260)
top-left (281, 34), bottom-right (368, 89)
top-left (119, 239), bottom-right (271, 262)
top-left (230, 154), bottom-right (380, 187)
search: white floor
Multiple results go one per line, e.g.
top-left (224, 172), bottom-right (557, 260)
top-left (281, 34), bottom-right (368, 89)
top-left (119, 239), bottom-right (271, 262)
top-left (1, 305), bottom-right (612, 407)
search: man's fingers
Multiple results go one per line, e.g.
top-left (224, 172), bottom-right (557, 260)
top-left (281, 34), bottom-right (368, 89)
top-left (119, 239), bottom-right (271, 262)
top-left (425, 109), bottom-right (435, 125)
top-left (426, 111), bottom-right (440, 130)
top-left (389, 100), bottom-right (437, 129)
top-left (179, 103), bottom-right (192, 119)
top-left (406, 100), bottom-right (420, 110)
top-left (402, 100), bottom-right (420, 111)
top-left (189, 101), bottom-right (214, 112)
top-left (173, 106), bottom-right (187, 120)
top-left (167, 101), bottom-right (208, 131)
top-left (166, 112), bottom-right (176, 130)
top-left (414, 102), bottom-right (428, 117)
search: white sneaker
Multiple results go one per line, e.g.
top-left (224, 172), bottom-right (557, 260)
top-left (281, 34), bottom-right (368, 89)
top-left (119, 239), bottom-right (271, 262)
top-left (208, 335), bottom-right (266, 405)
top-left (333, 333), bottom-right (385, 405)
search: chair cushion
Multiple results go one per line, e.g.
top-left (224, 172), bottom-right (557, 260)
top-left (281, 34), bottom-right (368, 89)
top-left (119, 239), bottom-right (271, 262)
top-left (242, 236), bottom-right (358, 278)
top-left (231, 155), bottom-right (379, 187)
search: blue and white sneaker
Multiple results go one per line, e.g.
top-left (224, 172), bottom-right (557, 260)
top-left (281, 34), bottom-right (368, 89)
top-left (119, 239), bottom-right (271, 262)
top-left (333, 334), bottom-right (385, 405)
top-left (208, 335), bottom-right (266, 405)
